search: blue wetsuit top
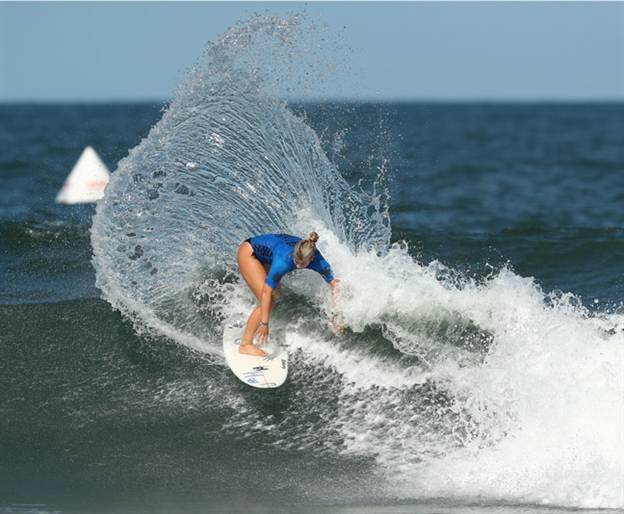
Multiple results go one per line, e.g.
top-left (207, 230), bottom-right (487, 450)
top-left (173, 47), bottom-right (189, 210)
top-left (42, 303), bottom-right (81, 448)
top-left (246, 233), bottom-right (335, 289)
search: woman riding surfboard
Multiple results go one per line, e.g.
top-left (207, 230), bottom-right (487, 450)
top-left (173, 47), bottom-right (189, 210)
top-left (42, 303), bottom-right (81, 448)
top-left (236, 231), bottom-right (340, 356)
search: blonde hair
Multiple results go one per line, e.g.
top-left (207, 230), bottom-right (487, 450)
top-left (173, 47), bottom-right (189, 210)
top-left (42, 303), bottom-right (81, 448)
top-left (294, 231), bottom-right (319, 264)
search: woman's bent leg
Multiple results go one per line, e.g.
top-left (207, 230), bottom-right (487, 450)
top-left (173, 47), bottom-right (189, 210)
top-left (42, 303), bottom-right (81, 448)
top-left (236, 242), bottom-right (273, 356)
top-left (241, 305), bottom-right (263, 345)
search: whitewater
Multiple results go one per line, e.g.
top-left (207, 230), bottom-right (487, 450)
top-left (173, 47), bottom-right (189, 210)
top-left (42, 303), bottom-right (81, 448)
top-left (90, 15), bottom-right (624, 510)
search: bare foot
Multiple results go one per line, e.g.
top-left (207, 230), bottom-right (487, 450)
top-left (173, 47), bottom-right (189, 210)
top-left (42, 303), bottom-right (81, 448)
top-left (239, 342), bottom-right (267, 357)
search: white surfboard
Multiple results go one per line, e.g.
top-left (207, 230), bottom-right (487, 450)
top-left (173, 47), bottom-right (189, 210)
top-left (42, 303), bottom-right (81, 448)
top-left (222, 324), bottom-right (288, 388)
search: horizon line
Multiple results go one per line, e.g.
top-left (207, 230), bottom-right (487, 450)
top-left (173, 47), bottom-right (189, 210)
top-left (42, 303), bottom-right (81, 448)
top-left (2, 97), bottom-right (624, 105)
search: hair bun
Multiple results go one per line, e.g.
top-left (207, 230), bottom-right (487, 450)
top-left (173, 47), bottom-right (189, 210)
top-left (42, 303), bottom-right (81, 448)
top-left (308, 231), bottom-right (319, 243)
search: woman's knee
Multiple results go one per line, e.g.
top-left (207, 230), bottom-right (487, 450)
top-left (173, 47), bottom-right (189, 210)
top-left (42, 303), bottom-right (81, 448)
top-left (237, 241), bottom-right (252, 264)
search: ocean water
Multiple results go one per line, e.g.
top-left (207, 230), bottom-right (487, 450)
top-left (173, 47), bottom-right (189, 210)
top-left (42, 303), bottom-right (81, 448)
top-left (1, 16), bottom-right (624, 514)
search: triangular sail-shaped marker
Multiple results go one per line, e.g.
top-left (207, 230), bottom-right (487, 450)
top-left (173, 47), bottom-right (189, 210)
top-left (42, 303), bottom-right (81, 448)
top-left (55, 146), bottom-right (110, 204)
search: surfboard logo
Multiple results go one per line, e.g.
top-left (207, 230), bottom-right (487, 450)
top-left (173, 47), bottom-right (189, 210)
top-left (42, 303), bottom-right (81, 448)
top-left (253, 366), bottom-right (269, 371)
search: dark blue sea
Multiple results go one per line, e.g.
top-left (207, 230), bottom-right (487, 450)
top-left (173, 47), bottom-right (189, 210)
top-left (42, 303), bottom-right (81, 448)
top-left (2, 99), bottom-right (623, 514)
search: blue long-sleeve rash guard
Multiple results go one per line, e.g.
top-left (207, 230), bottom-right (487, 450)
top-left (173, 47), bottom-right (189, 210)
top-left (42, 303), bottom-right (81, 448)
top-left (246, 233), bottom-right (335, 289)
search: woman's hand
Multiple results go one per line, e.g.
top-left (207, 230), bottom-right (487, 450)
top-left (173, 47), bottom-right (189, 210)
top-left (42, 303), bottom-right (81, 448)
top-left (330, 278), bottom-right (341, 298)
top-left (254, 322), bottom-right (270, 345)
top-left (329, 278), bottom-right (344, 334)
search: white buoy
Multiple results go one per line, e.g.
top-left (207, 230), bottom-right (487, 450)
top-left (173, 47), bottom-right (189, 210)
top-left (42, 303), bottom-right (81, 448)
top-left (55, 146), bottom-right (110, 204)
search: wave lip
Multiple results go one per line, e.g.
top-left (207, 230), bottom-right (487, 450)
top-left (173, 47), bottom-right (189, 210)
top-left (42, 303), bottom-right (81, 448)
top-left (91, 15), bottom-right (389, 353)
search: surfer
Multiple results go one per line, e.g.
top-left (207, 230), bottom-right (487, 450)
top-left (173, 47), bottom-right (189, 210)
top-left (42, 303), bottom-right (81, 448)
top-left (236, 232), bottom-right (340, 356)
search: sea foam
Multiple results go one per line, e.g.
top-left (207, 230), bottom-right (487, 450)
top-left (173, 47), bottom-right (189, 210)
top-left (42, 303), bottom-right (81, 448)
top-left (91, 14), bottom-right (624, 509)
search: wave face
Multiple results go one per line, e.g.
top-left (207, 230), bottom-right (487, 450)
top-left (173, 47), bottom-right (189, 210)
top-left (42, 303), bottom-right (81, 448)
top-left (330, 247), bottom-right (624, 509)
top-left (91, 15), bottom-right (624, 510)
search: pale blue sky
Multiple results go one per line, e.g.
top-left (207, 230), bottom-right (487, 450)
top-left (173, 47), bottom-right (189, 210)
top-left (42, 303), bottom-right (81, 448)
top-left (1, 2), bottom-right (623, 101)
